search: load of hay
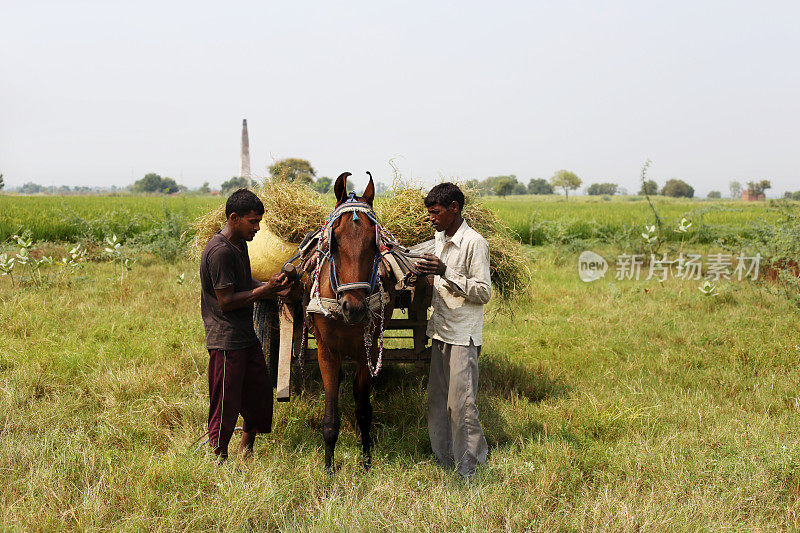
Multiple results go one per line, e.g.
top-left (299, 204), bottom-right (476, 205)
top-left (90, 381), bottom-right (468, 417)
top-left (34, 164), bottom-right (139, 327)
top-left (191, 179), bottom-right (329, 254)
top-left (376, 183), bottom-right (531, 298)
top-left (190, 179), bottom-right (329, 279)
top-left (191, 179), bottom-right (530, 297)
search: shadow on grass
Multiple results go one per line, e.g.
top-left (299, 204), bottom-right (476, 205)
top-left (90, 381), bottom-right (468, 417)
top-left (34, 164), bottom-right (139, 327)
top-left (480, 352), bottom-right (569, 447)
top-left (481, 352), bottom-right (570, 404)
top-left (281, 352), bottom-right (570, 462)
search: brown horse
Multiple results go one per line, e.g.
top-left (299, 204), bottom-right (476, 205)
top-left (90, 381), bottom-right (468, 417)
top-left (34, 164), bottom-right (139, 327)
top-left (304, 172), bottom-right (395, 471)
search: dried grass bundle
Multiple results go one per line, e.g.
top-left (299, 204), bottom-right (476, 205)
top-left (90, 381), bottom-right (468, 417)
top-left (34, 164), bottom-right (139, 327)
top-left (377, 181), bottom-right (531, 297)
top-left (191, 178), bottom-right (530, 297)
top-left (375, 184), bottom-right (433, 246)
top-left (190, 179), bottom-right (329, 257)
top-left (255, 179), bottom-right (329, 242)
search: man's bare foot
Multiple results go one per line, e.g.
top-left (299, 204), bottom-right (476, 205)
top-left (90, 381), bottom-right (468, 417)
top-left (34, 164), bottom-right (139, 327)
top-left (213, 445), bottom-right (229, 464)
top-left (238, 431), bottom-right (256, 460)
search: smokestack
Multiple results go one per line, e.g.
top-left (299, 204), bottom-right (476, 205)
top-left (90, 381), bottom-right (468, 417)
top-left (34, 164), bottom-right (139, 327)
top-left (239, 119), bottom-right (250, 180)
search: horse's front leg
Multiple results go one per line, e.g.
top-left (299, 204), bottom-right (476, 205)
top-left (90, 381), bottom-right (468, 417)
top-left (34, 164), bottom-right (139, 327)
top-left (318, 346), bottom-right (342, 473)
top-left (353, 355), bottom-right (373, 470)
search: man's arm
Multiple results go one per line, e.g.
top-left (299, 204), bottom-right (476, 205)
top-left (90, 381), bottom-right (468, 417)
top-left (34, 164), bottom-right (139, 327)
top-left (215, 273), bottom-right (293, 312)
top-left (415, 240), bottom-right (492, 304)
top-left (442, 239), bottom-right (492, 304)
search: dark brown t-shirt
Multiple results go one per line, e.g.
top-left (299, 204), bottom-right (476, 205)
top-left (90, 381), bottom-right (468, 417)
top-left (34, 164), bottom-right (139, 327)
top-left (200, 232), bottom-right (259, 350)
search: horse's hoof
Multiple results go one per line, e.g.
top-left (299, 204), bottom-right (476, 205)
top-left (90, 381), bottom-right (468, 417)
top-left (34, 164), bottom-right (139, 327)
top-left (362, 455), bottom-right (372, 471)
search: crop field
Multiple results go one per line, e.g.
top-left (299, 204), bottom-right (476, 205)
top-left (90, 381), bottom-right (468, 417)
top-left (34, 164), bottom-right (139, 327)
top-left (483, 195), bottom-right (784, 245)
top-left (0, 195), bottom-right (223, 242)
top-left (1, 193), bottom-right (798, 530)
top-left (0, 193), bottom-right (786, 246)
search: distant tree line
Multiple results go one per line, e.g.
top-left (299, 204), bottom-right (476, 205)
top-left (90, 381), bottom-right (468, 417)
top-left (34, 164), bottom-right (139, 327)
top-left (783, 191), bottom-right (800, 201)
top-left (4, 162), bottom-right (774, 202)
top-left (465, 170), bottom-right (585, 199)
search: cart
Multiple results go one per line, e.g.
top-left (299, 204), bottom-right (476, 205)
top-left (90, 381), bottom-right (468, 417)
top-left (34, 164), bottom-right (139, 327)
top-left (271, 279), bottom-right (433, 401)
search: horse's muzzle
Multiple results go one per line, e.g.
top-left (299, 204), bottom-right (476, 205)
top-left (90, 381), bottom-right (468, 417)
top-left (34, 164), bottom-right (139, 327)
top-left (340, 296), bottom-right (369, 325)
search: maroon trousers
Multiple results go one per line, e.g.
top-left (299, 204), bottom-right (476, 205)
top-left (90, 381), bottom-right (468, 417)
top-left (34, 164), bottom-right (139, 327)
top-left (207, 343), bottom-right (272, 453)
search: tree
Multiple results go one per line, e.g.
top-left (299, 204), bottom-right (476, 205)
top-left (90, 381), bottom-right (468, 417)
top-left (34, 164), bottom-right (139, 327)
top-left (587, 183), bottom-right (619, 196)
top-left (550, 170), bottom-right (582, 199)
top-left (220, 176), bottom-right (253, 195)
top-left (0, 173), bottom-right (4, 191)
top-left (479, 175), bottom-right (516, 196)
top-left (493, 177), bottom-right (516, 197)
top-left (729, 181), bottom-right (742, 199)
top-left (374, 181), bottom-right (389, 196)
top-left (463, 178), bottom-right (488, 196)
top-left (639, 180), bottom-right (658, 196)
top-left (159, 177), bottom-right (179, 194)
top-left (132, 173), bottom-right (180, 194)
top-left (199, 182), bottom-right (210, 194)
top-left (746, 180), bottom-right (771, 196)
top-left (20, 182), bottom-right (46, 194)
top-left (268, 158), bottom-right (316, 184)
top-left (311, 175), bottom-right (353, 194)
top-left (312, 176), bottom-right (332, 194)
top-left (527, 178), bottom-right (553, 195)
top-left (513, 182), bottom-right (527, 195)
top-left (660, 179), bottom-right (694, 198)
top-left (707, 191), bottom-right (721, 199)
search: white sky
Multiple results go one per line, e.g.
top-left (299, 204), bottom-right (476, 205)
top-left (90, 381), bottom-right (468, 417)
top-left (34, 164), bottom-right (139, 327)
top-left (1, 0), bottom-right (798, 196)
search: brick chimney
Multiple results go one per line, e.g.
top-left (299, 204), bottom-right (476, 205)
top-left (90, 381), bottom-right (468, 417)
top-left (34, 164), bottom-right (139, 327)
top-left (239, 119), bottom-right (250, 180)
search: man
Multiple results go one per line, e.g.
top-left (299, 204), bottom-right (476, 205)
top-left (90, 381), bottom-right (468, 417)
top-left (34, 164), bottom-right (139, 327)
top-left (415, 182), bottom-right (492, 478)
top-left (200, 188), bottom-right (293, 462)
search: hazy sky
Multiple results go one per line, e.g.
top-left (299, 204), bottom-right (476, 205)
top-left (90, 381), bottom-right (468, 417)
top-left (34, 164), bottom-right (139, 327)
top-left (1, 1), bottom-right (798, 196)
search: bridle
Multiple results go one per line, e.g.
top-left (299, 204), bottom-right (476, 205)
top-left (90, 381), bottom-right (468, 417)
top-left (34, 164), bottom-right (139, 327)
top-left (326, 194), bottom-right (382, 299)
top-left (307, 193), bottom-right (389, 323)
top-left (304, 192), bottom-right (390, 376)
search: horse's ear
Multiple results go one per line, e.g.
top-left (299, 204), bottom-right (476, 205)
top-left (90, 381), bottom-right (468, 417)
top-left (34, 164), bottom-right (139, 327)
top-left (334, 172), bottom-right (351, 206)
top-left (362, 172), bottom-right (375, 206)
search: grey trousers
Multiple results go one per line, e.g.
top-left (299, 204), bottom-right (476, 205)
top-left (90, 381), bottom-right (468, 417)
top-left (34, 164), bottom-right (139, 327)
top-left (427, 338), bottom-right (488, 477)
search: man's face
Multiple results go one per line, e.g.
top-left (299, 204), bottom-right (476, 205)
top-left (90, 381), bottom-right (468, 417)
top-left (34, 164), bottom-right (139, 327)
top-left (232, 211), bottom-right (262, 241)
top-left (427, 201), bottom-right (459, 233)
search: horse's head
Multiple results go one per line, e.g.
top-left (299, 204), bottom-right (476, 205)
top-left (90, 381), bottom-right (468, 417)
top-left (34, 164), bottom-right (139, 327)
top-left (329, 171), bottom-right (378, 324)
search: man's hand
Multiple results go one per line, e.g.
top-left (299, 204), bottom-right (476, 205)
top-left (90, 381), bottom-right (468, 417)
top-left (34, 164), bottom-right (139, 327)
top-left (414, 253), bottom-right (447, 276)
top-left (259, 272), bottom-right (294, 298)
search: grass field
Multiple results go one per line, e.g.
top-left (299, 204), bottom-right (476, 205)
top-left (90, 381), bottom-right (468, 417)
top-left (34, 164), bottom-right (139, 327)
top-left (2, 245), bottom-right (799, 530)
top-left (0, 195), bottom-right (223, 242)
top-left (2, 194), bottom-right (790, 247)
top-left (483, 195), bottom-right (784, 245)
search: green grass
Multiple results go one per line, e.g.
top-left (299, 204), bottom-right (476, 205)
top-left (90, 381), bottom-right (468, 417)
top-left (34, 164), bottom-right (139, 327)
top-left (0, 195), bottom-right (222, 242)
top-left (0, 194), bottom-right (785, 249)
top-left (484, 195), bottom-right (784, 245)
top-left (2, 248), bottom-right (799, 530)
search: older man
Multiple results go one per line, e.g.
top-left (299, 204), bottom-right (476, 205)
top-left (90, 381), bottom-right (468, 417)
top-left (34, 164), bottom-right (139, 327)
top-left (415, 182), bottom-right (492, 478)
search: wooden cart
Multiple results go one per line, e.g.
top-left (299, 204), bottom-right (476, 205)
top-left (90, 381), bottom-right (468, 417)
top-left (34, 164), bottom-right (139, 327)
top-left (274, 280), bottom-right (433, 401)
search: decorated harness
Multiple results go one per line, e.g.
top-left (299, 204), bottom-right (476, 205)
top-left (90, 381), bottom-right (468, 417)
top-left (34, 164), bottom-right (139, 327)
top-left (289, 192), bottom-right (426, 377)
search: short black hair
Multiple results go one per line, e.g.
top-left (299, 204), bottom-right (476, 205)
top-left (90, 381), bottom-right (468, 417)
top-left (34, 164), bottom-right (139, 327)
top-left (424, 182), bottom-right (465, 211)
top-left (225, 188), bottom-right (264, 218)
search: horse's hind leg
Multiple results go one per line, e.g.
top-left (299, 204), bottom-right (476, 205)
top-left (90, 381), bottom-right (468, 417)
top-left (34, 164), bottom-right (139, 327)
top-left (353, 363), bottom-right (373, 470)
top-left (319, 352), bottom-right (342, 473)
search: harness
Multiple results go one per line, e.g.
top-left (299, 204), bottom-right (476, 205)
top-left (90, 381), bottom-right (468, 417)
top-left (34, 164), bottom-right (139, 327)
top-left (302, 194), bottom-right (390, 376)
top-left (287, 192), bottom-right (430, 377)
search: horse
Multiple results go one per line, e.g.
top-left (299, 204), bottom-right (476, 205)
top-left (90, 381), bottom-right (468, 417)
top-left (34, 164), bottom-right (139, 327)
top-left (302, 171), bottom-right (396, 471)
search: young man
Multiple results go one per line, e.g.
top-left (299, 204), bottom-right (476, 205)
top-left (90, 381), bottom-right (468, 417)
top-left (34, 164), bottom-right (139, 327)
top-left (200, 188), bottom-right (293, 462)
top-left (415, 182), bottom-right (492, 478)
